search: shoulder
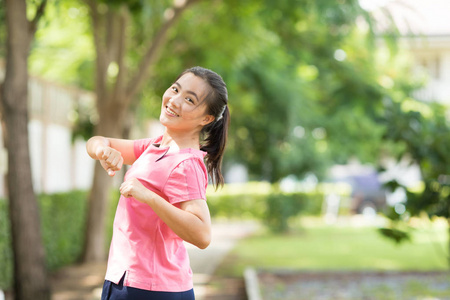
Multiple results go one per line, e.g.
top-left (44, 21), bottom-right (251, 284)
top-left (167, 152), bottom-right (207, 181)
top-left (173, 149), bottom-right (206, 170)
top-left (163, 152), bottom-right (208, 202)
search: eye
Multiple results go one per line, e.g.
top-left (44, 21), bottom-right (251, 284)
top-left (171, 86), bottom-right (178, 93)
top-left (186, 97), bottom-right (194, 103)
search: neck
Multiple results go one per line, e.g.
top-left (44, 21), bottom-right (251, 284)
top-left (160, 128), bottom-right (201, 150)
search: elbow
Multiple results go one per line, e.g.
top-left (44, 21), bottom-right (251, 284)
top-left (196, 232), bottom-right (211, 250)
top-left (197, 241), bottom-right (210, 250)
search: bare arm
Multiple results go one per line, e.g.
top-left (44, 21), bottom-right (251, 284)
top-left (119, 178), bottom-right (211, 249)
top-left (86, 136), bottom-right (136, 176)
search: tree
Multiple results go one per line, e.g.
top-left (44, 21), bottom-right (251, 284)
top-left (82, 0), bottom-right (200, 262)
top-left (0, 0), bottom-right (50, 299)
top-left (377, 79), bottom-right (450, 265)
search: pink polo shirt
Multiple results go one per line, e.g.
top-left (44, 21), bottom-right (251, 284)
top-left (105, 135), bottom-right (207, 292)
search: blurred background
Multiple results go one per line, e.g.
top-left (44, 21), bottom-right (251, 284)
top-left (0, 0), bottom-right (449, 299)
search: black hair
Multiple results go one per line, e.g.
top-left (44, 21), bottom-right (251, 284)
top-left (176, 66), bottom-right (230, 189)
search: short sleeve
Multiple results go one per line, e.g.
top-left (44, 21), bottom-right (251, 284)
top-left (163, 158), bottom-right (208, 204)
top-left (133, 137), bottom-right (156, 159)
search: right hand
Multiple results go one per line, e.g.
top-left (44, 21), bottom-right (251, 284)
top-left (96, 146), bottom-right (124, 176)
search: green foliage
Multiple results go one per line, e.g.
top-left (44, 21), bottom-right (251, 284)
top-left (0, 191), bottom-right (89, 290)
top-left (381, 99), bottom-right (450, 217)
top-left (29, 0), bottom-right (95, 90)
top-left (24, 0), bottom-right (401, 183)
top-left (375, 85), bottom-right (450, 246)
top-left (376, 189), bottom-right (413, 244)
top-left (207, 191), bottom-right (267, 220)
top-left (142, 0), bottom-right (385, 182)
top-left (378, 227), bottom-right (411, 244)
top-left (38, 190), bottom-right (88, 270)
top-left (206, 182), bottom-right (335, 232)
top-left (265, 193), bottom-right (306, 233)
top-left (0, 199), bottom-right (13, 290)
top-left (71, 113), bottom-right (95, 143)
top-left (23, 0), bottom-right (436, 181)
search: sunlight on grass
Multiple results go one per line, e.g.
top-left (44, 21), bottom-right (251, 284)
top-left (216, 216), bottom-right (448, 277)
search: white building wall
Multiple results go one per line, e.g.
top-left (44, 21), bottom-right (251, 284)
top-left (410, 44), bottom-right (450, 104)
top-left (28, 120), bottom-right (44, 194)
top-left (45, 124), bottom-right (74, 193)
top-left (73, 138), bottom-right (95, 191)
top-left (440, 52), bottom-right (450, 102)
top-left (0, 73), bottom-right (96, 198)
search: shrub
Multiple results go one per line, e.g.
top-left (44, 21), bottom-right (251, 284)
top-left (0, 199), bottom-right (13, 290)
top-left (39, 190), bottom-right (88, 270)
top-left (0, 190), bottom-right (89, 290)
top-left (206, 182), bottom-right (335, 232)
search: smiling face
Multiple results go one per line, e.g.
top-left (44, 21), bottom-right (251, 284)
top-left (159, 72), bottom-right (215, 133)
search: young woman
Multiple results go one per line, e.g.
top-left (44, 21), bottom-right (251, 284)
top-left (86, 66), bottom-right (230, 300)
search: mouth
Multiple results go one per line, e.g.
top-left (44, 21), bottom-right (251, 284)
top-left (165, 106), bottom-right (180, 117)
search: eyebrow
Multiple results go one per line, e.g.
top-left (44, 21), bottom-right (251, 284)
top-left (174, 82), bottom-right (199, 103)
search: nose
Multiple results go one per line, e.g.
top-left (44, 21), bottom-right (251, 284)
top-left (168, 94), bottom-right (182, 107)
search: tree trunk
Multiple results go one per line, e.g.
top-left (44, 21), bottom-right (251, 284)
top-left (3, 109), bottom-right (50, 300)
top-left (82, 110), bottom-right (125, 262)
top-left (0, 0), bottom-right (50, 298)
top-left (82, 163), bottom-right (115, 262)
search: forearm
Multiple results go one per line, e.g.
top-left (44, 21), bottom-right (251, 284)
top-left (141, 191), bottom-right (211, 249)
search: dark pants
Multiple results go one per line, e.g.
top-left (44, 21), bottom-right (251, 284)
top-left (101, 276), bottom-right (195, 300)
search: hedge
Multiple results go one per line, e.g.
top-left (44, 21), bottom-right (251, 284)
top-left (0, 190), bottom-right (88, 290)
top-left (206, 182), bottom-right (350, 232)
top-left (0, 198), bottom-right (13, 290)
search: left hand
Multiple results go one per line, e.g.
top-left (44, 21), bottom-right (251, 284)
top-left (119, 178), bottom-right (151, 203)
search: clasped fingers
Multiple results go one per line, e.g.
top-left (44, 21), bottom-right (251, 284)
top-left (98, 147), bottom-right (124, 176)
top-left (120, 178), bottom-right (150, 203)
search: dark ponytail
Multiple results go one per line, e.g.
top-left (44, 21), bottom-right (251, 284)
top-left (177, 66), bottom-right (230, 189)
top-left (201, 105), bottom-right (230, 189)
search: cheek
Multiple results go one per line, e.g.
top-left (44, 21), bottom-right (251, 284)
top-left (161, 94), bottom-right (169, 106)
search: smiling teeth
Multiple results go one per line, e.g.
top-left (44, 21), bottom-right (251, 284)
top-left (166, 107), bottom-right (179, 117)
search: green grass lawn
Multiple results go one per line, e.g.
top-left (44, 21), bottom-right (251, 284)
top-left (216, 217), bottom-right (448, 277)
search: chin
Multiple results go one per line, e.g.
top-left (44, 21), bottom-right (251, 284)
top-left (160, 115), bottom-right (175, 128)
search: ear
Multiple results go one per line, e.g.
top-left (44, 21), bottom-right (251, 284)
top-left (201, 115), bottom-right (215, 126)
